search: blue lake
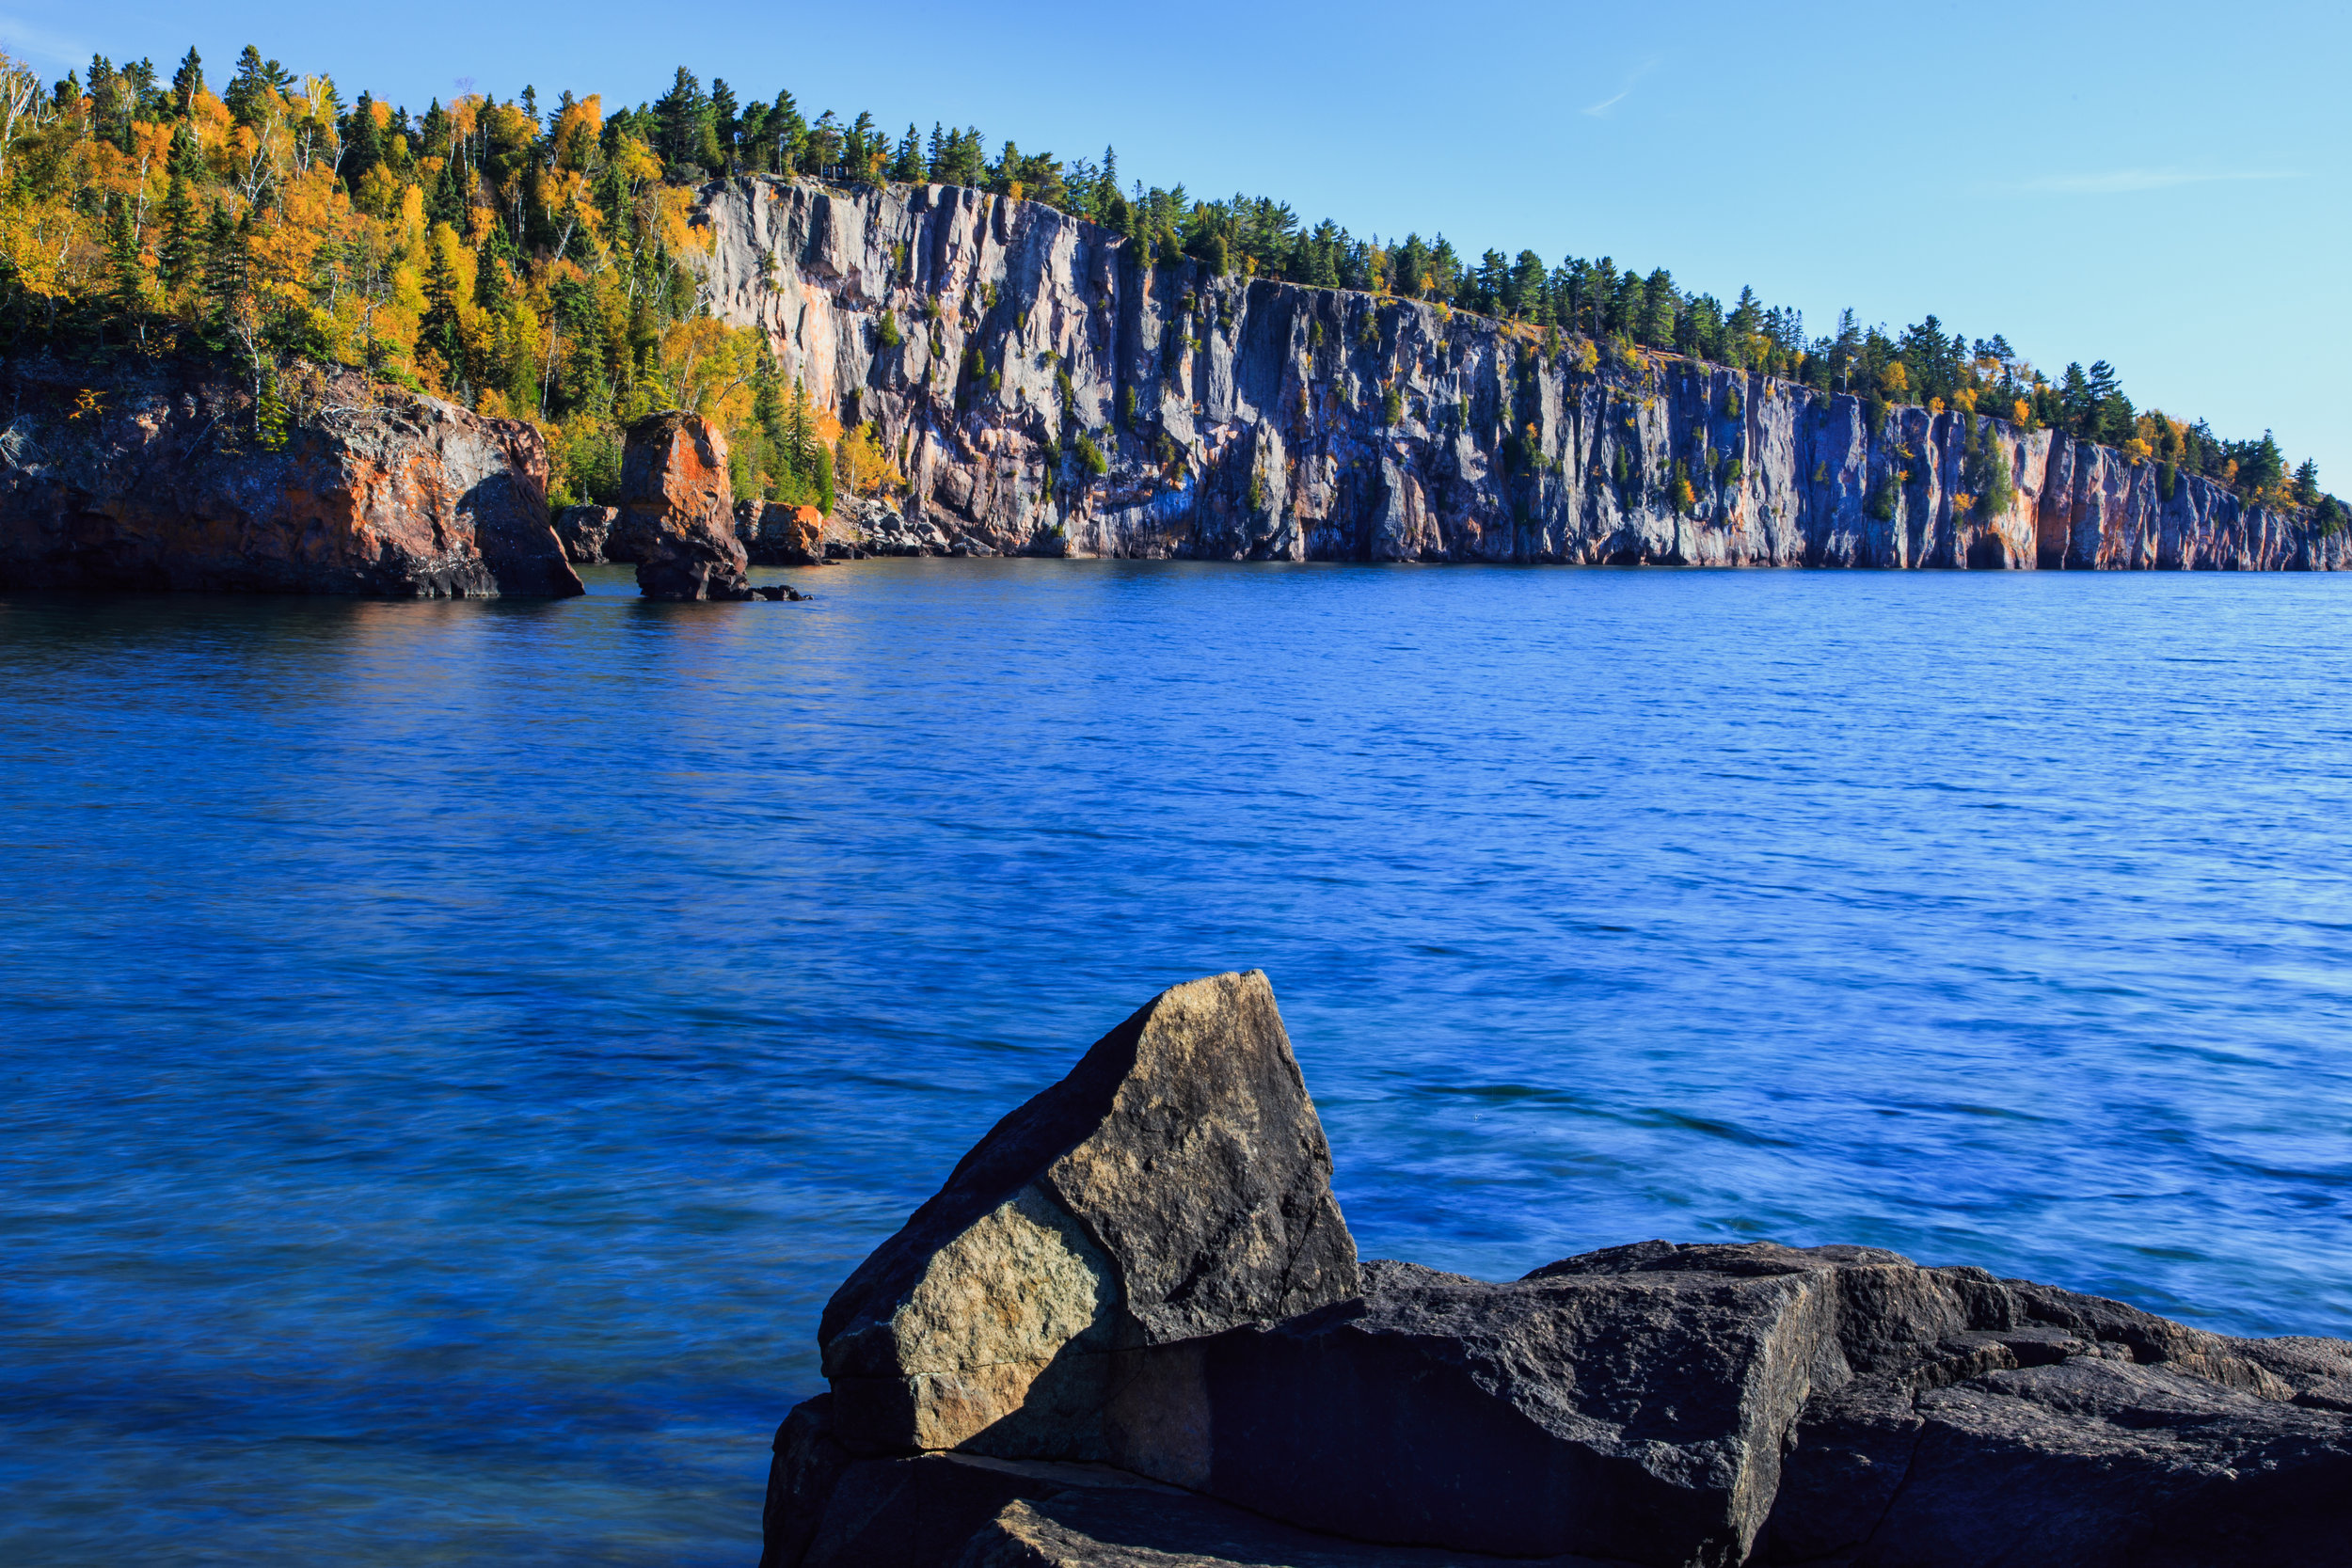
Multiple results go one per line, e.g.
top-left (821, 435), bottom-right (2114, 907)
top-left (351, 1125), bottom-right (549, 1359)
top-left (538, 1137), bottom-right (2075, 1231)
top-left (4, 561), bottom-right (2348, 1564)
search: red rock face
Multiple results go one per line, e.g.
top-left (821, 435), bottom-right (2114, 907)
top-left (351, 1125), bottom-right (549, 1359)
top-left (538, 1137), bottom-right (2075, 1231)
top-left (0, 363), bottom-right (580, 597)
top-left (620, 411), bottom-right (751, 599)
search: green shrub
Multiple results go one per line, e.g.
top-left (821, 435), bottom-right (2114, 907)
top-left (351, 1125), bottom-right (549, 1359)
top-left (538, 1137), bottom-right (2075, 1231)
top-left (1724, 386), bottom-right (1741, 419)
top-left (987, 369), bottom-right (1001, 392)
top-left (1248, 467), bottom-right (1266, 510)
top-left (1119, 386), bottom-right (1136, 426)
top-left (1077, 433), bottom-right (1108, 475)
top-left (1720, 455), bottom-right (1742, 488)
top-left (1866, 477), bottom-right (1898, 522)
top-left (1383, 387), bottom-right (1404, 426)
top-left (878, 311), bottom-right (901, 349)
top-left (2158, 460), bottom-right (2179, 500)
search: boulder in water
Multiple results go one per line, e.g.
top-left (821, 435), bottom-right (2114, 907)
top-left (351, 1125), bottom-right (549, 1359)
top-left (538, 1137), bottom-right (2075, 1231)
top-left (620, 411), bottom-right (750, 600)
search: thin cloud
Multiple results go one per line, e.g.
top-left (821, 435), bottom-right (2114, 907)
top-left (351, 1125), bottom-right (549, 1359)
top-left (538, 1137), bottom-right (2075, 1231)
top-left (2002, 167), bottom-right (2300, 195)
top-left (0, 15), bottom-right (89, 71)
top-left (1582, 58), bottom-right (1659, 119)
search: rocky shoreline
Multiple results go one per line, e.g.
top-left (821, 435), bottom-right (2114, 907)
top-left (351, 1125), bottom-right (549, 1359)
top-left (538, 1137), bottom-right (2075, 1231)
top-left (765, 973), bottom-right (2352, 1568)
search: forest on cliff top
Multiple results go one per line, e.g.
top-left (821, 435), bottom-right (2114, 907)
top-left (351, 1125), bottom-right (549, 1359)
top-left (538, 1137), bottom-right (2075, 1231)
top-left (2, 42), bottom-right (2338, 526)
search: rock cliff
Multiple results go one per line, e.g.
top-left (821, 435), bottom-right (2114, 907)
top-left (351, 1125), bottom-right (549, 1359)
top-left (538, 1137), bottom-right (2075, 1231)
top-left (765, 972), bottom-right (2352, 1568)
top-left (0, 359), bottom-right (580, 597)
top-left (694, 178), bottom-right (2347, 571)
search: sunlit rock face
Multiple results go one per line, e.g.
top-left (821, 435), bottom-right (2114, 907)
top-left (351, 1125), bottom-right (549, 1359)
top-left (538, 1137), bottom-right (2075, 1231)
top-left (693, 176), bottom-right (2347, 572)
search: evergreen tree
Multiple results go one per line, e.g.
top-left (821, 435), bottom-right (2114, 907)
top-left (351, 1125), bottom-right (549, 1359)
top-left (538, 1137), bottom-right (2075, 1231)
top-left (1639, 268), bottom-right (1677, 346)
top-left (421, 238), bottom-right (466, 388)
top-left (105, 195), bottom-right (146, 345)
top-left (344, 91), bottom-right (382, 186)
top-left (890, 124), bottom-right (922, 182)
top-left (2294, 458), bottom-right (2321, 506)
top-left (223, 45), bottom-right (289, 127)
top-left (157, 134), bottom-right (199, 290)
top-left (199, 203), bottom-right (248, 350)
top-left (654, 67), bottom-right (706, 168)
top-left (170, 47), bottom-right (204, 117)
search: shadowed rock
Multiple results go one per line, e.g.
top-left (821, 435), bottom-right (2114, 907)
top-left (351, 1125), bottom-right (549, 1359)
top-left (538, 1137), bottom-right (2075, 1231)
top-left (619, 410), bottom-right (751, 599)
top-left (818, 971), bottom-right (1358, 1459)
top-left (0, 360), bottom-right (580, 597)
top-left (553, 503), bottom-right (617, 563)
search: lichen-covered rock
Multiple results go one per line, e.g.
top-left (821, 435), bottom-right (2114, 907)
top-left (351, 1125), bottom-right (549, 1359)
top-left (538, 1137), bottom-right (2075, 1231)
top-left (693, 178), bottom-right (2348, 571)
top-left (818, 971), bottom-right (1358, 1459)
top-left (0, 360), bottom-right (580, 596)
top-left (619, 409), bottom-right (750, 599)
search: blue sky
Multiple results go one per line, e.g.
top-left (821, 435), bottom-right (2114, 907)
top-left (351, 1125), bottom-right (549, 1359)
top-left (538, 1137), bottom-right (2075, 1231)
top-left (11, 0), bottom-right (2345, 483)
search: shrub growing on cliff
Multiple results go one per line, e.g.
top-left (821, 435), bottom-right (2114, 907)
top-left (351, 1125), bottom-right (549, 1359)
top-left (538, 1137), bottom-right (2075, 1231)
top-left (1723, 385), bottom-right (1741, 419)
top-left (1382, 387), bottom-right (1403, 426)
top-left (2158, 460), bottom-right (2179, 501)
top-left (1865, 476), bottom-right (1898, 523)
top-left (878, 311), bottom-right (901, 349)
top-left (1719, 454), bottom-right (1741, 489)
top-left (1076, 432), bottom-right (1108, 475)
top-left (1668, 461), bottom-right (1695, 515)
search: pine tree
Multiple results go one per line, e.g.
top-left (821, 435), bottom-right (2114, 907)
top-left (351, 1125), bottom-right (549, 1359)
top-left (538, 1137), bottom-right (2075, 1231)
top-left (223, 45), bottom-right (285, 127)
top-left (2294, 458), bottom-right (2321, 506)
top-left (421, 238), bottom-right (467, 388)
top-left (157, 129), bottom-right (199, 290)
top-left (170, 47), bottom-right (204, 117)
top-left (654, 67), bottom-right (705, 168)
top-left (199, 203), bottom-right (248, 350)
top-left (105, 195), bottom-right (147, 346)
top-left (345, 91), bottom-right (382, 186)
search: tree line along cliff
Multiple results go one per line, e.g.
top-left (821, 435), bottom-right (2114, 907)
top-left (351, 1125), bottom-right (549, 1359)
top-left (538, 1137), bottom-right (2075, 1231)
top-left (4, 43), bottom-right (2342, 568)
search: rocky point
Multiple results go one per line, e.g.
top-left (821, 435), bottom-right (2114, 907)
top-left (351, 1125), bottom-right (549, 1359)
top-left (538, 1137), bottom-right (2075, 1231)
top-left (0, 359), bottom-right (580, 597)
top-left (763, 972), bottom-right (2352, 1568)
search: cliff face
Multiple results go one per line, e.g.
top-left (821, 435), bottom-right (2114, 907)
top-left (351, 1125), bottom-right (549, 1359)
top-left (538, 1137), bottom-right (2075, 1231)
top-left (0, 361), bottom-right (580, 597)
top-left (695, 177), bottom-right (2346, 570)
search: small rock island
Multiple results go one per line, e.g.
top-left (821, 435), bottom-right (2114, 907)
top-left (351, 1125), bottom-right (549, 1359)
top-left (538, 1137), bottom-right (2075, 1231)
top-left (765, 972), bottom-right (2352, 1567)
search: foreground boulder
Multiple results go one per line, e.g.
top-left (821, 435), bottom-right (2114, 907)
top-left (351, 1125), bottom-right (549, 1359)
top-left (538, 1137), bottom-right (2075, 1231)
top-left (767, 974), bottom-right (2352, 1568)
top-left (0, 360), bottom-right (580, 597)
top-left (818, 971), bottom-right (1359, 1459)
top-left (618, 410), bottom-right (750, 599)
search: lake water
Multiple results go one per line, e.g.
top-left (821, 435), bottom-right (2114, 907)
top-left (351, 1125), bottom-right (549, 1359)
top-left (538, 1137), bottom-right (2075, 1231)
top-left (4, 561), bottom-right (2349, 1564)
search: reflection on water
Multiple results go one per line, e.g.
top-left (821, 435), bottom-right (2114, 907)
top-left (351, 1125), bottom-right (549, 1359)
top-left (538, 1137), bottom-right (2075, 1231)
top-left (4, 562), bottom-right (2350, 1564)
